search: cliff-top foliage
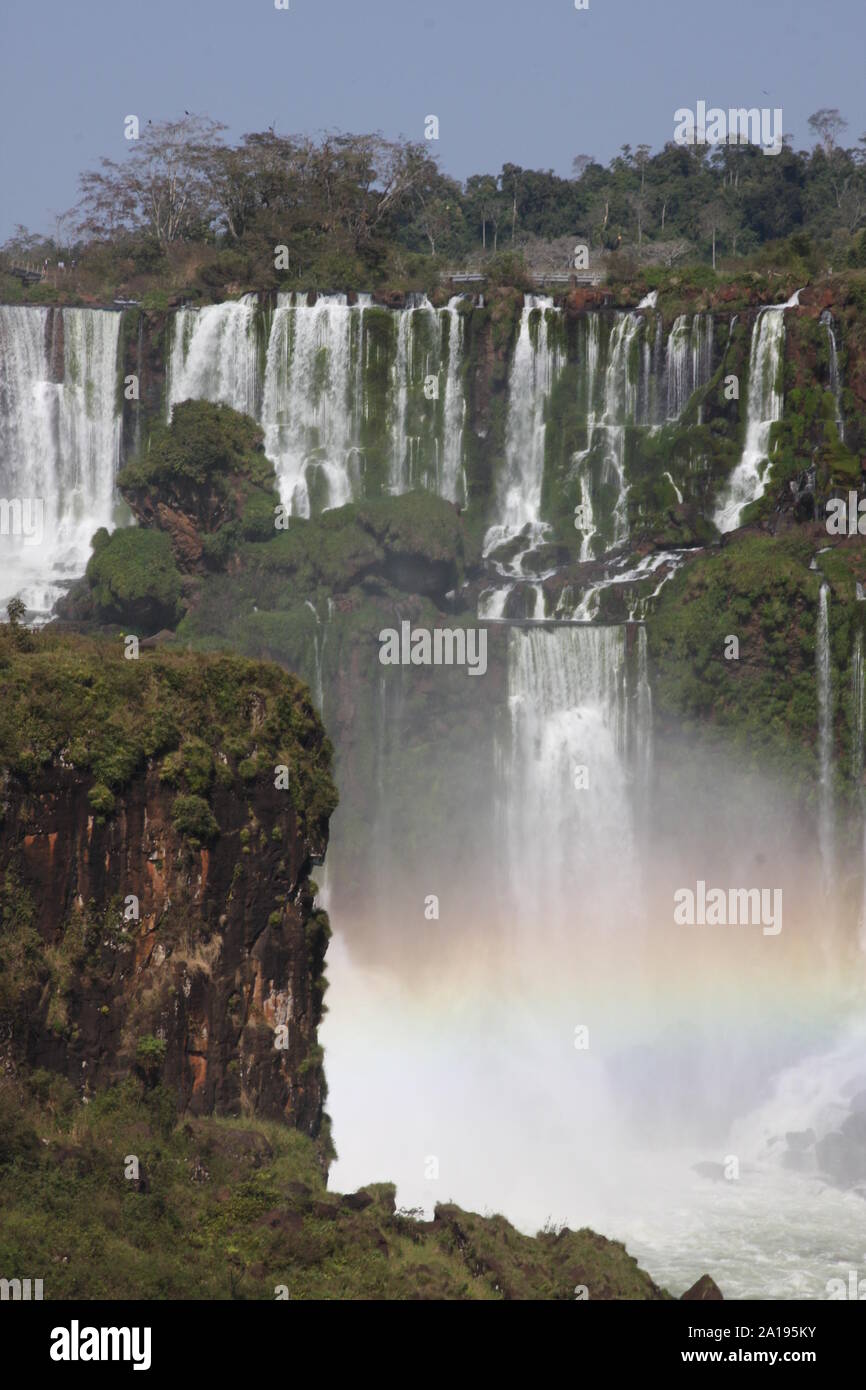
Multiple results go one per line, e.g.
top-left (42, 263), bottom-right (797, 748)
top-left (0, 628), bottom-right (336, 834)
top-left (3, 109), bottom-right (866, 306)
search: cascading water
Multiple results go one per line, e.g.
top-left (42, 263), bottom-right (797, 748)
top-left (503, 623), bottom-right (648, 919)
top-left (573, 311), bottom-right (642, 560)
top-left (168, 291), bottom-right (468, 517)
top-left (439, 297), bottom-right (467, 503)
top-left (714, 294), bottom-right (800, 533)
top-left (664, 313), bottom-right (714, 421)
top-left (817, 583), bottom-right (835, 891)
top-left (390, 295), bottom-right (466, 501)
top-left (575, 309), bottom-right (713, 562)
top-left (483, 295), bottom-right (561, 561)
top-left (0, 305), bottom-right (124, 616)
top-left (821, 309), bottom-right (845, 443)
top-left (168, 293), bottom-right (260, 419)
top-left (261, 293), bottom-right (365, 516)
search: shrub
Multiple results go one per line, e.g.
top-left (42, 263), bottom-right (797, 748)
top-left (135, 1035), bottom-right (167, 1086)
top-left (87, 783), bottom-right (115, 818)
top-left (171, 794), bottom-right (219, 845)
top-left (86, 527), bottom-right (183, 631)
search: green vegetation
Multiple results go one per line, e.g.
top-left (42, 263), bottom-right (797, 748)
top-left (119, 399), bottom-right (273, 497)
top-left (85, 527), bottom-right (183, 629)
top-left (170, 794), bottom-right (220, 846)
top-left (4, 108), bottom-right (866, 305)
top-left (0, 1074), bottom-right (669, 1300)
top-left (647, 533), bottom-right (866, 801)
top-left (0, 627), bottom-right (336, 834)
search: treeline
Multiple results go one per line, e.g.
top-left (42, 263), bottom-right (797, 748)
top-left (4, 109), bottom-right (866, 296)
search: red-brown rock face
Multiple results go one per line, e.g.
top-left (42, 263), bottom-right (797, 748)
top-left (0, 639), bottom-right (335, 1147)
top-left (2, 762), bottom-right (329, 1134)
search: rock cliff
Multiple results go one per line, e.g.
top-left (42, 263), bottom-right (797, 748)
top-left (0, 629), bottom-right (336, 1143)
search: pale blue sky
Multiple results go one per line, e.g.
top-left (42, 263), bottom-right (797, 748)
top-left (1, 0), bottom-right (864, 240)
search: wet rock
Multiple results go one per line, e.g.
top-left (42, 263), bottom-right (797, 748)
top-left (340, 1189), bottom-right (375, 1212)
top-left (681, 1274), bottom-right (724, 1301)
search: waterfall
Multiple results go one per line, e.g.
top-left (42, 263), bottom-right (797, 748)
top-left (440, 297), bottom-right (467, 503)
top-left (714, 301), bottom-right (791, 533)
top-left (0, 305), bottom-right (123, 617)
top-left (576, 314), bottom-right (601, 562)
top-left (484, 295), bottom-right (561, 559)
top-left (820, 309), bottom-right (845, 443)
top-left (391, 295), bottom-right (433, 495)
top-left (261, 293), bottom-right (365, 517)
top-left (576, 311), bottom-right (642, 557)
top-left (305, 597), bottom-right (333, 715)
top-left (389, 295), bottom-right (467, 501)
top-left (665, 313), bottom-right (713, 421)
top-left (634, 626), bottom-right (653, 785)
top-left (168, 291), bottom-right (466, 517)
top-left (503, 624), bottom-right (649, 922)
top-left (168, 293), bottom-right (259, 419)
top-left (817, 584), bottom-right (834, 889)
top-left (478, 584), bottom-right (514, 619)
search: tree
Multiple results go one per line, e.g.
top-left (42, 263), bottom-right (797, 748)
top-left (699, 199), bottom-right (731, 269)
top-left (501, 164), bottom-right (524, 243)
top-left (412, 195), bottom-right (463, 256)
top-left (77, 114), bottom-right (225, 245)
top-left (635, 144), bottom-right (652, 195)
top-left (571, 154), bottom-right (594, 179)
top-left (627, 189), bottom-right (648, 246)
top-left (465, 174), bottom-right (499, 250)
top-left (808, 109), bottom-right (848, 155)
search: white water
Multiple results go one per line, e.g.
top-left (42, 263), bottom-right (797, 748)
top-left (0, 305), bottom-right (124, 617)
top-left (665, 313), bottom-right (713, 421)
top-left (817, 584), bottom-right (835, 891)
top-left (477, 584), bottom-right (514, 620)
top-left (440, 298), bottom-right (467, 503)
top-left (714, 295), bottom-right (801, 533)
top-left (821, 309), bottom-right (845, 443)
top-left (169, 291), bottom-right (468, 517)
top-left (261, 293), bottom-right (363, 516)
top-left (574, 310), bottom-right (714, 560)
top-left (168, 294), bottom-right (259, 420)
top-left (503, 625), bottom-right (646, 914)
top-left (483, 295), bottom-right (561, 562)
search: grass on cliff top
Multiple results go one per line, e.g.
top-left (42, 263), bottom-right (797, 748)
top-left (0, 627), bottom-right (336, 831)
top-left (0, 1073), bottom-right (669, 1301)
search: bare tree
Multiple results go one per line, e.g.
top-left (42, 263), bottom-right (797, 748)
top-left (77, 114), bottom-right (226, 246)
top-left (808, 108), bottom-right (848, 155)
top-left (699, 199), bottom-right (731, 270)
